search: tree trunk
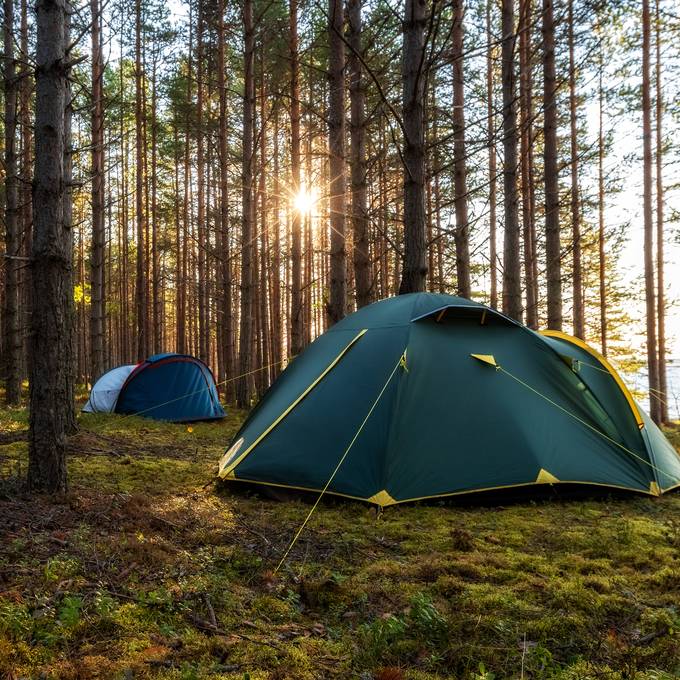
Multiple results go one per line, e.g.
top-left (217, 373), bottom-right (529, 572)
top-left (542, 0), bottom-right (562, 330)
top-left (236, 0), bottom-right (255, 408)
top-left (654, 0), bottom-right (667, 424)
top-left (451, 0), bottom-right (470, 298)
top-left (289, 0), bottom-right (303, 355)
top-left (89, 0), bottom-right (105, 381)
top-left (486, 0), bottom-right (497, 309)
top-left (597, 49), bottom-right (607, 357)
top-left (519, 0), bottom-right (537, 328)
top-left (177, 10), bottom-right (192, 355)
top-left (568, 0), bottom-right (583, 338)
top-left (257, 62), bottom-right (270, 395)
top-left (348, 0), bottom-right (371, 309)
top-left (2, 0), bottom-right (21, 404)
top-left (327, 0), bottom-right (346, 324)
top-left (196, 0), bottom-right (208, 363)
top-left (399, 0), bottom-right (428, 294)
top-left (501, 0), bottom-right (521, 321)
top-left (134, 0), bottom-right (147, 360)
top-left (151, 56), bottom-right (161, 354)
top-left (642, 0), bottom-right (659, 423)
top-left (29, 0), bottom-right (74, 492)
top-left (217, 0), bottom-right (234, 399)
top-left (270, 106), bottom-right (282, 377)
top-left (18, 0), bottom-right (32, 386)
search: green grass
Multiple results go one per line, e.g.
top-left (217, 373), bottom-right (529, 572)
top-left (2, 406), bottom-right (680, 679)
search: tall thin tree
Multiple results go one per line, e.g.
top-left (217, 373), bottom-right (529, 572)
top-left (568, 0), bottom-right (584, 338)
top-left (399, 0), bottom-right (428, 294)
top-left (90, 0), bottom-right (106, 380)
top-left (3, 0), bottom-right (20, 404)
top-left (501, 0), bottom-right (521, 320)
top-left (452, 0), bottom-right (470, 298)
top-left (654, 0), bottom-right (667, 424)
top-left (217, 0), bottom-right (234, 400)
top-left (289, 0), bottom-right (303, 354)
top-left (519, 0), bottom-right (537, 328)
top-left (641, 0), bottom-right (659, 422)
top-left (236, 0), bottom-right (255, 407)
top-left (348, 0), bottom-right (371, 309)
top-left (486, 0), bottom-right (497, 309)
top-left (327, 0), bottom-right (346, 323)
top-left (28, 0), bottom-right (74, 492)
top-left (597, 33), bottom-right (607, 356)
top-left (542, 0), bottom-right (562, 330)
top-left (134, 0), bottom-right (147, 359)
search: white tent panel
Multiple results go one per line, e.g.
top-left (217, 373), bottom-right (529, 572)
top-left (83, 365), bottom-right (136, 413)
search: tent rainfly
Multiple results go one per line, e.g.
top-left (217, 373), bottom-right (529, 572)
top-left (84, 353), bottom-right (225, 422)
top-left (218, 293), bottom-right (680, 506)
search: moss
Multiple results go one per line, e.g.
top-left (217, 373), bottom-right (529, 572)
top-left (2, 409), bottom-right (680, 678)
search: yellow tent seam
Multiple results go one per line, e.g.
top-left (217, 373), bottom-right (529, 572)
top-left (225, 474), bottom-right (657, 505)
top-left (219, 328), bottom-right (368, 478)
top-left (539, 330), bottom-right (644, 429)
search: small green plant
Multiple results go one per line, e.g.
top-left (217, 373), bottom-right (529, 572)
top-left (57, 596), bottom-right (83, 630)
top-left (0, 601), bottom-right (32, 640)
top-left (408, 592), bottom-right (447, 643)
top-left (43, 556), bottom-right (80, 582)
top-left (470, 662), bottom-right (495, 679)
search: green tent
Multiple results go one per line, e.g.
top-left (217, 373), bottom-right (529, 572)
top-left (218, 293), bottom-right (680, 506)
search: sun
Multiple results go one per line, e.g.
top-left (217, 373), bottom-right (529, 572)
top-left (294, 186), bottom-right (318, 215)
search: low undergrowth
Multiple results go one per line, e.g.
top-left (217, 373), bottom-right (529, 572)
top-left (1, 406), bottom-right (680, 679)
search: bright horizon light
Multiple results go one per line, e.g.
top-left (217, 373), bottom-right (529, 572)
top-left (294, 186), bottom-right (318, 215)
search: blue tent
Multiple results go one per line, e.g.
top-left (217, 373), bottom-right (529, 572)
top-left (111, 353), bottom-right (225, 422)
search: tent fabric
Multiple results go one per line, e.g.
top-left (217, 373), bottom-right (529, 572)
top-left (85, 354), bottom-right (226, 422)
top-left (83, 365), bottom-right (136, 413)
top-left (218, 293), bottom-right (680, 505)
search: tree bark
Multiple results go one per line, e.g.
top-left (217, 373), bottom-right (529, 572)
top-left (348, 0), bottom-right (371, 309)
top-left (568, 0), bottom-right (583, 338)
top-left (236, 0), bottom-right (255, 408)
top-left (217, 0), bottom-right (234, 400)
top-left (654, 0), bottom-right (667, 424)
top-left (452, 0), bottom-right (470, 298)
top-left (597, 48), bottom-right (607, 357)
top-left (29, 0), bottom-right (74, 492)
top-left (89, 0), bottom-right (106, 380)
top-left (486, 0), bottom-right (497, 309)
top-left (134, 0), bottom-right (147, 360)
top-left (327, 0), bottom-right (346, 324)
top-left (399, 0), bottom-right (428, 294)
top-left (196, 0), bottom-right (208, 363)
top-left (289, 0), bottom-right (303, 355)
top-left (519, 0), bottom-right (537, 328)
top-left (642, 0), bottom-right (659, 423)
top-left (151, 53), bottom-right (161, 353)
top-left (2, 0), bottom-right (21, 404)
top-left (257, 62), bottom-right (270, 395)
top-left (501, 0), bottom-right (521, 321)
top-left (642, 0), bottom-right (661, 423)
top-left (18, 0), bottom-right (32, 386)
top-left (270, 106), bottom-right (282, 377)
top-left (542, 0), bottom-right (562, 330)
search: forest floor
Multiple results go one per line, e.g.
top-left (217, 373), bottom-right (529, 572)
top-left (1, 405), bottom-right (680, 680)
